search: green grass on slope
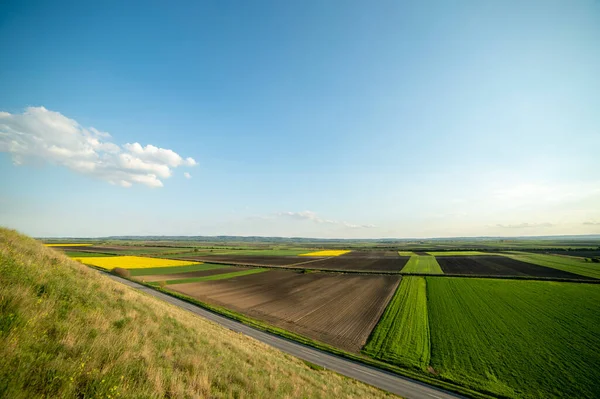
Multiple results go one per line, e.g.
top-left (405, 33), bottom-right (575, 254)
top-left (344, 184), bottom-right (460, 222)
top-left (129, 263), bottom-right (227, 276)
top-left (159, 268), bottom-right (268, 285)
top-left (401, 256), bottom-right (443, 274)
top-left (427, 277), bottom-right (600, 399)
top-left (363, 277), bottom-right (430, 369)
top-left (0, 229), bottom-right (392, 399)
top-left (503, 252), bottom-right (600, 279)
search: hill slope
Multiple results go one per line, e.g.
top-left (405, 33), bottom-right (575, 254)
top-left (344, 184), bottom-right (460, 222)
top-left (0, 228), bottom-right (392, 398)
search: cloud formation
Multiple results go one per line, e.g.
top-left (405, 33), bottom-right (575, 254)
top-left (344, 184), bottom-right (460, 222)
top-left (496, 222), bottom-right (554, 229)
top-left (0, 107), bottom-right (196, 187)
top-left (278, 211), bottom-right (375, 229)
top-left (583, 221), bottom-right (600, 226)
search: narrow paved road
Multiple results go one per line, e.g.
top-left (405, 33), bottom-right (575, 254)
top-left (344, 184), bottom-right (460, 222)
top-left (109, 274), bottom-right (464, 399)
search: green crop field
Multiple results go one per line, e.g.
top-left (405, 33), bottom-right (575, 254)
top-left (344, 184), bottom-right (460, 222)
top-left (397, 251), bottom-right (415, 256)
top-left (502, 252), bottom-right (600, 279)
top-left (363, 277), bottom-right (430, 369)
top-left (160, 268), bottom-right (268, 285)
top-left (401, 256), bottom-right (443, 274)
top-left (427, 277), bottom-right (600, 398)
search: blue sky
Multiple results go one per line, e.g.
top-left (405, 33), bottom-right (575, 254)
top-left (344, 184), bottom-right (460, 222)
top-left (1, 0), bottom-right (599, 238)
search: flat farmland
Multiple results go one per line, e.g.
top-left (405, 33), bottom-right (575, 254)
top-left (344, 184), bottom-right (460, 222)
top-left (175, 255), bottom-right (321, 266)
top-left (338, 251), bottom-right (401, 258)
top-left (504, 252), bottom-right (600, 279)
top-left (436, 255), bottom-right (589, 279)
top-left (401, 256), bottom-right (443, 274)
top-left (427, 277), bottom-right (600, 398)
top-left (168, 270), bottom-right (400, 352)
top-left (301, 253), bottom-right (410, 272)
top-left (136, 266), bottom-right (246, 282)
top-left (363, 277), bottom-right (430, 369)
top-left (524, 249), bottom-right (600, 258)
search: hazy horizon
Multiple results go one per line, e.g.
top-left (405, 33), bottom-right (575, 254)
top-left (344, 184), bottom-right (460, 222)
top-left (1, 1), bottom-right (599, 238)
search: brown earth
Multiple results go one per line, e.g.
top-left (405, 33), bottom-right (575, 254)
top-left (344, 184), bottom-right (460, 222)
top-left (175, 255), bottom-right (322, 266)
top-left (341, 251), bottom-right (402, 258)
top-left (436, 255), bottom-right (590, 279)
top-left (135, 266), bottom-right (246, 282)
top-left (169, 270), bottom-right (401, 352)
top-left (301, 254), bottom-right (410, 272)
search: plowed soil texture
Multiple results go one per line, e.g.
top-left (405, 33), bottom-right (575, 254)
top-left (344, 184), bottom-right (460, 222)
top-left (175, 255), bottom-right (321, 266)
top-left (436, 256), bottom-right (589, 279)
top-left (302, 255), bottom-right (410, 272)
top-left (341, 251), bottom-right (403, 258)
top-left (136, 266), bottom-right (246, 282)
top-left (169, 270), bottom-right (401, 352)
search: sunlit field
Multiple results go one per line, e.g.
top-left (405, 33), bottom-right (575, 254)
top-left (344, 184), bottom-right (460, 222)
top-left (74, 255), bottom-right (201, 270)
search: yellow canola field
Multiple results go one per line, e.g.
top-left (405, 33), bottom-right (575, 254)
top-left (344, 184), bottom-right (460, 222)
top-left (74, 256), bottom-right (201, 270)
top-left (45, 243), bottom-right (93, 247)
top-left (299, 250), bottom-right (351, 257)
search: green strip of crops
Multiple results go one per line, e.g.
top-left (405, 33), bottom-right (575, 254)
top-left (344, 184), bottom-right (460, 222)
top-left (503, 252), bottom-right (600, 279)
top-left (161, 268), bottom-right (268, 285)
top-left (64, 251), bottom-right (115, 258)
top-left (401, 256), bottom-right (443, 274)
top-left (363, 277), bottom-right (431, 369)
top-left (129, 263), bottom-right (226, 276)
top-left (397, 251), bottom-right (415, 256)
top-left (426, 277), bottom-right (600, 398)
top-left (426, 251), bottom-right (489, 256)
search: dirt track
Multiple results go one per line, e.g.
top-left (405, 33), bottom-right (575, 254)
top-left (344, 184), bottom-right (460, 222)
top-left (436, 256), bottom-right (588, 279)
top-left (169, 270), bottom-right (400, 352)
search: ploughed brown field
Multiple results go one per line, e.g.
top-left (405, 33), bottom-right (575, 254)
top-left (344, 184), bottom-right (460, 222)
top-left (436, 255), bottom-right (589, 279)
top-left (176, 255), bottom-right (322, 266)
top-left (136, 266), bottom-right (247, 282)
top-left (341, 251), bottom-right (402, 258)
top-left (301, 253), bottom-right (410, 272)
top-left (168, 270), bottom-right (401, 352)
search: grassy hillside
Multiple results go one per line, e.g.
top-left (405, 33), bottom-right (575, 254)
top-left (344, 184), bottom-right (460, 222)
top-left (0, 228), bottom-right (392, 399)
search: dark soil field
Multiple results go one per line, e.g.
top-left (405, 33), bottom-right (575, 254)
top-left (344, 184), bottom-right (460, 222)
top-left (169, 270), bottom-right (400, 352)
top-left (436, 256), bottom-right (589, 279)
top-left (176, 255), bottom-right (321, 266)
top-left (136, 266), bottom-right (246, 282)
top-left (341, 251), bottom-right (402, 258)
top-left (302, 255), bottom-right (410, 272)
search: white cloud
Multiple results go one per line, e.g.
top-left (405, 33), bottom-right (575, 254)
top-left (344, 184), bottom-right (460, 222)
top-left (277, 210), bottom-right (376, 229)
top-left (0, 107), bottom-right (196, 188)
top-left (583, 221), bottom-right (600, 226)
top-left (184, 172), bottom-right (191, 179)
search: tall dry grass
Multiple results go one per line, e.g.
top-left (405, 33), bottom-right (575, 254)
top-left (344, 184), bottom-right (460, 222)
top-left (0, 228), bottom-right (392, 398)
